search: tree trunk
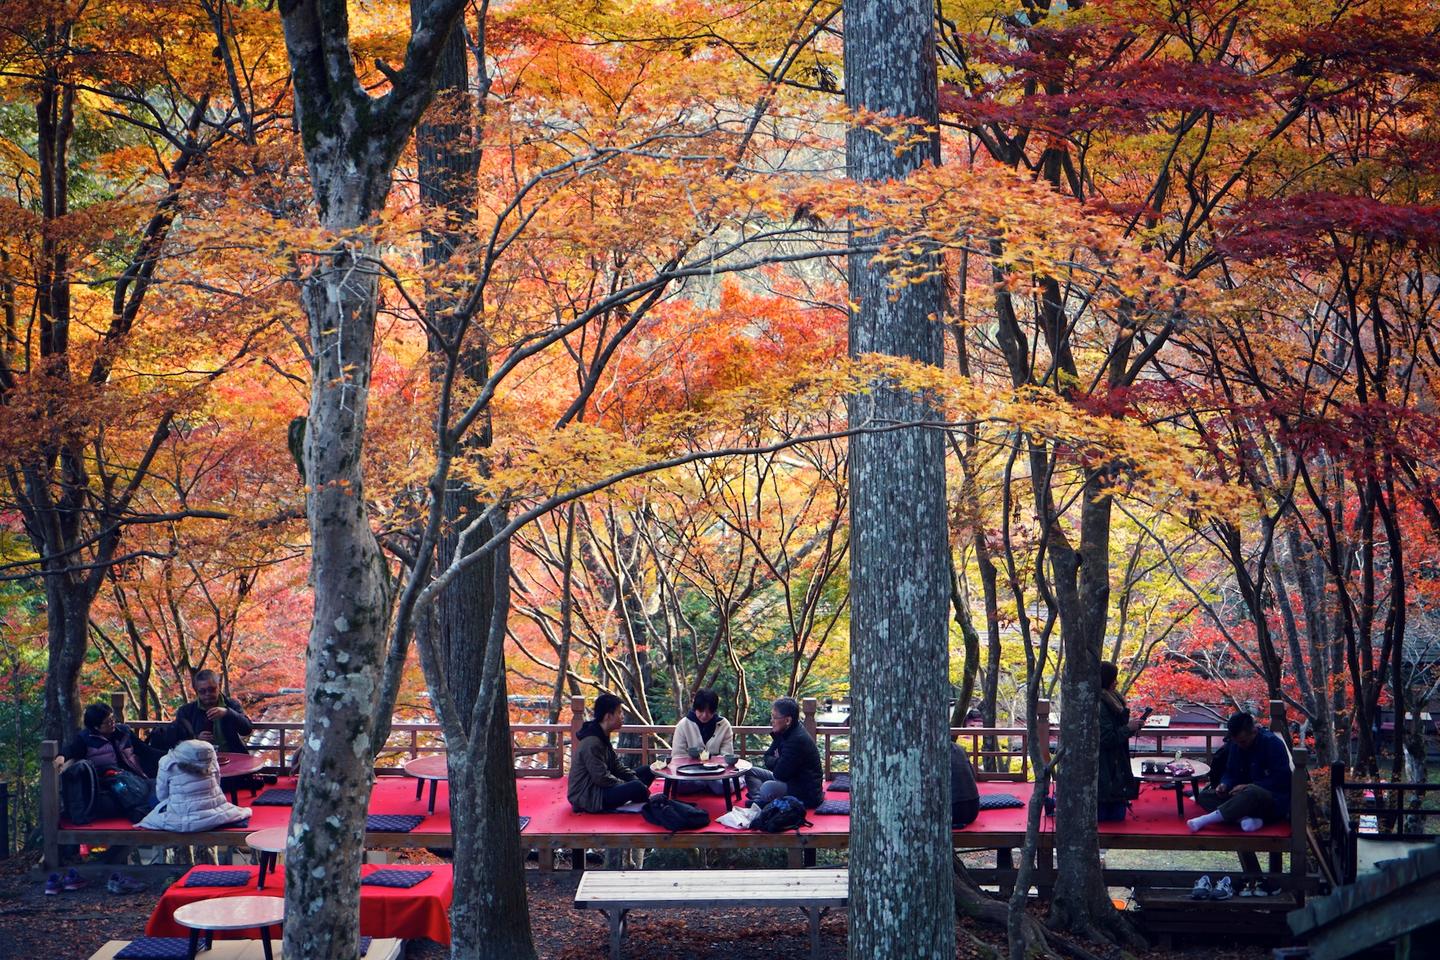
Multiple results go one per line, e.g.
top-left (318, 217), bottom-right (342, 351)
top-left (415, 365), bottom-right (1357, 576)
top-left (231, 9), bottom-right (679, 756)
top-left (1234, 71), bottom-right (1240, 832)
top-left (843, 2), bottom-right (954, 956)
top-left (287, 234), bottom-right (393, 960)
top-left (411, 11), bottom-right (537, 954)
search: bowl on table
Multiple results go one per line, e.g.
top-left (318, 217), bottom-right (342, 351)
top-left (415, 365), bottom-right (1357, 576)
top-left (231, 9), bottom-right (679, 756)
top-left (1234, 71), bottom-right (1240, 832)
top-left (724, 754), bottom-right (738, 766)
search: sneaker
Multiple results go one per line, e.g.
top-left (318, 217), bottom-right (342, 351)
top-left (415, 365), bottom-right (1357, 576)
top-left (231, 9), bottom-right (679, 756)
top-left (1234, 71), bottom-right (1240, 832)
top-left (1212, 876), bottom-right (1234, 900)
top-left (44, 873), bottom-right (61, 896)
top-left (107, 872), bottom-right (147, 894)
top-left (1249, 882), bottom-right (1278, 897)
top-left (1190, 874), bottom-right (1212, 900)
top-left (61, 868), bottom-right (88, 892)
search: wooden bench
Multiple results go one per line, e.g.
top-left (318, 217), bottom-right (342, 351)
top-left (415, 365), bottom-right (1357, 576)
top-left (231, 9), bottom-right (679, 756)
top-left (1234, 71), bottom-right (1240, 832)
top-left (573, 868), bottom-right (848, 960)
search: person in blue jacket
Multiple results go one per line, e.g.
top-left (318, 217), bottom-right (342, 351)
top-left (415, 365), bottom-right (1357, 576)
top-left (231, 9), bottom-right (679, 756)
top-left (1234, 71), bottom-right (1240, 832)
top-left (1190, 711), bottom-right (1290, 833)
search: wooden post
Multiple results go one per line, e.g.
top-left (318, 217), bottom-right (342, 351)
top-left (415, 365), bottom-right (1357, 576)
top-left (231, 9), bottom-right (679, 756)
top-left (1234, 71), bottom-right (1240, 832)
top-left (110, 691), bottom-right (126, 723)
top-left (569, 696), bottom-right (585, 769)
top-left (1036, 700), bottom-right (1051, 770)
top-left (802, 697), bottom-right (817, 736)
top-left (40, 740), bottom-right (60, 870)
top-left (1290, 747), bottom-right (1309, 895)
top-left (1269, 699), bottom-right (1290, 743)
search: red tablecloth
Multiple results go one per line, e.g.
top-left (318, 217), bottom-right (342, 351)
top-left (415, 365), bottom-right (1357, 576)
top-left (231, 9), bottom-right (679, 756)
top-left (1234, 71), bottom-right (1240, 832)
top-left (146, 864), bottom-right (452, 944)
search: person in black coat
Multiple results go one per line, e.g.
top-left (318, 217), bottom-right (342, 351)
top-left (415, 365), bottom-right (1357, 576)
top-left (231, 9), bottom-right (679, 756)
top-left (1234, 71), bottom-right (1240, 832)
top-left (746, 697), bottom-right (824, 808)
top-left (160, 669), bottom-right (254, 753)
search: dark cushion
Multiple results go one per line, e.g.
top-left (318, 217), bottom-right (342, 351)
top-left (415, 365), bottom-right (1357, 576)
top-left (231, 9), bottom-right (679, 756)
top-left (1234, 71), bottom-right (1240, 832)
top-left (978, 793), bottom-right (1024, 810)
top-left (361, 868), bottom-right (433, 888)
top-left (827, 773), bottom-right (851, 793)
top-left (365, 814), bottom-right (425, 832)
top-left (251, 788), bottom-right (296, 806)
top-left (115, 939), bottom-right (191, 959)
top-left (182, 869), bottom-right (252, 887)
top-left (814, 799), bottom-right (850, 815)
top-left (518, 815), bottom-right (530, 830)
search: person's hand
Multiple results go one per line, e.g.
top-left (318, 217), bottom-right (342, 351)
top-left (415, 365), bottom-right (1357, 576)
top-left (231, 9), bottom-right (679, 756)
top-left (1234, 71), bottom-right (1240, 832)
top-left (205, 706), bottom-right (229, 721)
top-left (1126, 718), bottom-right (1143, 734)
top-left (1232, 782), bottom-right (1251, 793)
top-left (198, 731), bottom-right (215, 742)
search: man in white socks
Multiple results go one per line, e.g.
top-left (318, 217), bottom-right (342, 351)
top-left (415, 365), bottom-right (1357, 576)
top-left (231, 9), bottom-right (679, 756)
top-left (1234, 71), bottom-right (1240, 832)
top-left (1189, 711), bottom-right (1290, 895)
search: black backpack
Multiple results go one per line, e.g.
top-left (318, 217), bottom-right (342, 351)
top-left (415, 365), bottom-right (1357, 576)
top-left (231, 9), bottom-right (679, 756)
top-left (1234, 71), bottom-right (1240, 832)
top-left (641, 795), bottom-right (711, 832)
top-left (752, 795), bottom-right (810, 833)
top-left (60, 760), bottom-right (120, 824)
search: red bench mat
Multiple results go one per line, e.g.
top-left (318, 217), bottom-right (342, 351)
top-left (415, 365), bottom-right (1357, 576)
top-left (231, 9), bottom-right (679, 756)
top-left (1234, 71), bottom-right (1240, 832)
top-left (145, 864), bottom-right (452, 944)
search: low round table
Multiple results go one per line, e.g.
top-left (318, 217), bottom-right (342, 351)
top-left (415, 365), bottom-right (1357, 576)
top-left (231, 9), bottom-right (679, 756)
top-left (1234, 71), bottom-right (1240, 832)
top-left (1131, 756), bottom-right (1210, 817)
top-left (173, 894), bottom-right (285, 960)
top-left (246, 827), bottom-right (287, 890)
top-left (216, 752), bottom-right (267, 804)
top-left (403, 754), bottom-right (448, 814)
top-left (653, 758), bottom-right (752, 811)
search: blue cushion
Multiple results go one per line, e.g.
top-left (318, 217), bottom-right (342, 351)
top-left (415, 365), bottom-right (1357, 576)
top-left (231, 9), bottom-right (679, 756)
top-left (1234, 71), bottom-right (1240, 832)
top-left (978, 793), bottom-right (1024, 810)
top-left (251, 788), bottom-right (296, 806)
top-left (827, 773), bottom-right (851, 793)
top-left (115, 938), bottom-right (191, 959)
top-left (365, 814), bottom-right (424, 832)
top-left (518, 815), bottom-right (530, 830)
top-left (182, 869), bottom-right (252, 887)
top-left (814, 799), bottom-right (850, 815)
top-left (361, 868), bottom-right (433, 888)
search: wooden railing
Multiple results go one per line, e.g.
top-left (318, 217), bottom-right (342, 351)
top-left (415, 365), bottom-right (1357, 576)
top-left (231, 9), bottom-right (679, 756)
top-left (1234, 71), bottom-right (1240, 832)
top-left (110, 690), bottom-right (1265, 786)
top-left (106, 692), bottom-right (1063, 782)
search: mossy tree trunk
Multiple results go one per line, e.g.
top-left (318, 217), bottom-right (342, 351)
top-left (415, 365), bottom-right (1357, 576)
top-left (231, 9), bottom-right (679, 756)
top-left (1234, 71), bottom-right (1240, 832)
top-left (843, 1), bottom-right (954, 957)
top-left (276, 3), bottom-right (467, 957)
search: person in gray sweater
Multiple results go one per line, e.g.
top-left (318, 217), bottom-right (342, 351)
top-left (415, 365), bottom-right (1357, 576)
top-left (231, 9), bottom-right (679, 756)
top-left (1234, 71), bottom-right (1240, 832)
top-left (568, 694), bottom-right (652, 813)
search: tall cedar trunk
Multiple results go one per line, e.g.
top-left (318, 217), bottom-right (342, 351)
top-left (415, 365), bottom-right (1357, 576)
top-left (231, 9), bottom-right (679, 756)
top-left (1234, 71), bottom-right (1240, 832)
top-left (412, 11), bottom-right (538, 955)
top-left (277, 3), bottom-right (466, 955)
top-left (843, 2), bottom-right (954, 956)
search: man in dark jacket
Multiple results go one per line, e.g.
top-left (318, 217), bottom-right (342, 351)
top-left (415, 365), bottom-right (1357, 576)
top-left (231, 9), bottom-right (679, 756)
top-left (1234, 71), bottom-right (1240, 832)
top-left (950, 741), bottom-right (980, 827)
top-left (568, 693), bottom-right (651, 812)
top-left (1191, 711), bottom-right (1290, 832)
top-left (746, 697), bottom-right (824, 808)
top-left (163, 669), bottom-right (254, 753)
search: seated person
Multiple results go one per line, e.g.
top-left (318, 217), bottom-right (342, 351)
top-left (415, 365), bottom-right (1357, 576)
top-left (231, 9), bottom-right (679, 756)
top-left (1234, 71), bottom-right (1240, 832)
top-left (670, 688), bottom-right (734, 762)
top-left (164, 669), bottom-right (254, 753)
top-left (669, 688), bottom-right (734, 794)
top-left (746, 697), bottom-right (824, 809)
top-left (138, 739), bottom-right (252, 831)
top-left (62, 703), bottom-right (160, 776)
top-left (951, 741), bottom-right (980, 827)
top-left (59, 703), bottom-right (161, 819)
top-left (1190, 711), bottom-right (1290, 833)
top-left (568, 693), bottom-right (651, 812)
top-left (1097, 661), bottom-right (1141, 821)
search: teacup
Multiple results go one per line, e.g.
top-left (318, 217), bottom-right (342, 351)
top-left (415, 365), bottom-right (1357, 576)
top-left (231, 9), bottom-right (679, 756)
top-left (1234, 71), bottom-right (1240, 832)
top-left (687, 747), bottom-right (702, 760)
top-left (724, 754), bottom-right (739, 766)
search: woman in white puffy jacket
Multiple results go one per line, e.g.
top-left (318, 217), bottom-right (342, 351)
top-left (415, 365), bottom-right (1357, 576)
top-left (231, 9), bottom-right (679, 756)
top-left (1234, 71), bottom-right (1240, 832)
top-left (138, 739), bottom-right (251, 832)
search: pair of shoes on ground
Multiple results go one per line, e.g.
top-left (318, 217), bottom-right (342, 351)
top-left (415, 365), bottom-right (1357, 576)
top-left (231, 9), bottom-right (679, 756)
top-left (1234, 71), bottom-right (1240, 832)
top-left (44, 868), bottom-right (87, 895)
top-left (1240, 881), bottom-right (1279, 897)
top-left (107, 872), bottom-right (147, 894)
top-left (1190, 875), bottom-right (1235, 900)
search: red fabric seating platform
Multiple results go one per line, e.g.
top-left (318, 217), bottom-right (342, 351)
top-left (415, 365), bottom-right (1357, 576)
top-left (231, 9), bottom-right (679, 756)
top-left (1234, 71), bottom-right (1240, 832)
top-left (146, 864), bottom-right (452, 944)
top-left (64, 768), bottom-right (1289, 849)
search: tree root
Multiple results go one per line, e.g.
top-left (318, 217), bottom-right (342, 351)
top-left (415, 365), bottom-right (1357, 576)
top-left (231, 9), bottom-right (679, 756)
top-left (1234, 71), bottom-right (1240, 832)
top-left (953, 860), bottom-right (1145, 960)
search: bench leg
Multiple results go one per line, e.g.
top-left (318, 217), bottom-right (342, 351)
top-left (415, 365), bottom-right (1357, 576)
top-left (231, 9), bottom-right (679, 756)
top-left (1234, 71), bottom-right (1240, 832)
top-left (572, 848), bottom-right (585, 871)
top-left (805, 906), bottom-right (820, 960)
top-left (538, 847), bottom-right (554, 871)
top-left (604, 908), bottom-right (629, 960)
